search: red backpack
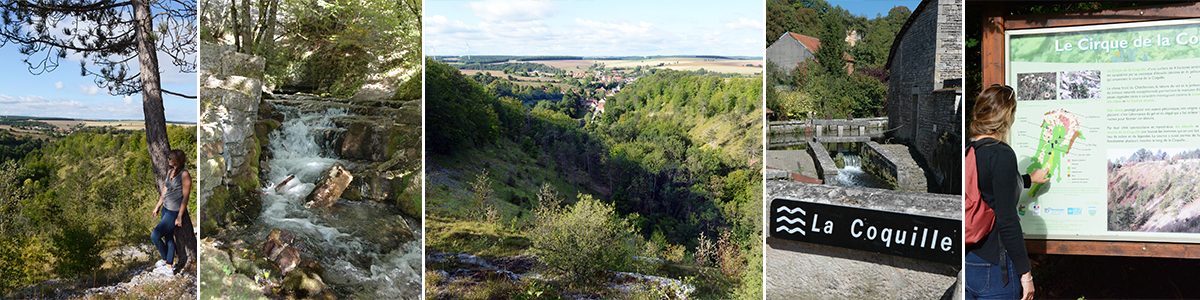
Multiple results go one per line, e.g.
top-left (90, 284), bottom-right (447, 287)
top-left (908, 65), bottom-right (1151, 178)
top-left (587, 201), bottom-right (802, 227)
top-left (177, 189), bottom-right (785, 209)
top-left (964, 141), bottom-right (994, 248)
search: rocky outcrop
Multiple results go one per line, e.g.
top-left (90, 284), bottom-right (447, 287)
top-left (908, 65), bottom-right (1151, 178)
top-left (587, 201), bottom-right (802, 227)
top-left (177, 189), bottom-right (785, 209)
top-left (305, 163), bottom-right (354, 208)
top-left (199, 42), bottom-right (266, 236)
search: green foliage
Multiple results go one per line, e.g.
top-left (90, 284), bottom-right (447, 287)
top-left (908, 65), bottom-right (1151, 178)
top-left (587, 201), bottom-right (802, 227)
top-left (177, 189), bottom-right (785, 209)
top-left (0, 126), bottom-right (196, 293)
top-left (530, 193), bottom-right (640, 280)
top-left (51, 223), bottom-right (104, 276)
top-left (426, 58), bottom-right (501, 154)
top-left (222, 0), bottom-right (422, 96)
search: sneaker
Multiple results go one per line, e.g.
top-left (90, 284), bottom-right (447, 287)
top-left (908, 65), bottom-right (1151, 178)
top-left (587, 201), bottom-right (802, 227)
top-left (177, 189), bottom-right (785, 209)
top-left (154, 260), bottom-right (166, 268)
top-left (153, 265), bottom-right (173, 275)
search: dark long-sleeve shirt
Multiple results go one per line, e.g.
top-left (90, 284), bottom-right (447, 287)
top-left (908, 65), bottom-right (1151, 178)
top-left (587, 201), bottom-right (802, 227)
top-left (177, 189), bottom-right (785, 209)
top-left (967, 138), bottom-right (1032, 276)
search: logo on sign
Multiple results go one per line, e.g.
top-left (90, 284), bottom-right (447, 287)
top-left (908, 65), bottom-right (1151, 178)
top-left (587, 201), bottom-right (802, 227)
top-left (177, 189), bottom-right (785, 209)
top-left (1032, 205), bottom-right (1042, 216)
top-left (1019, 205), bottom-right (1026, 216)
top-left (1088, 206), bottom-right (1097, 216)
top-left (1067, 207), bottom-right (1081, 215)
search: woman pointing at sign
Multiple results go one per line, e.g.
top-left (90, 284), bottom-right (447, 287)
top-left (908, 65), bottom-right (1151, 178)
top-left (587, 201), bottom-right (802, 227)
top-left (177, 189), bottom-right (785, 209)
top-left (966, 85), bottom-right (1049, 300)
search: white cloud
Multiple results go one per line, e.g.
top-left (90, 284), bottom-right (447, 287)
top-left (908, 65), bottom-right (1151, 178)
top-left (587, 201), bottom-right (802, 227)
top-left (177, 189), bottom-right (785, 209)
top-left (426, 15), bottom-right (481, 35)
top-left (55, 81), bottom-right (63, 89)
top-left (725, 17), bottom-right (764, 30)
top-left (124, 95), bottom-right (133, 104)
top-left (571, 19), bottom-right (663, 45)
top-left (79, 84), bottom-right (100, 95)
top-left (0, 94), bottom-right (118, 118)
top-left (467, 0), bottom-right (557, 22)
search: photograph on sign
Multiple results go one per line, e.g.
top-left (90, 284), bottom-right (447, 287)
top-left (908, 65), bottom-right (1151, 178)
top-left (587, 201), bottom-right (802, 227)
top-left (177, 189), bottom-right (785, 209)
top-left (1007, 18), bottom-right (1200, 242)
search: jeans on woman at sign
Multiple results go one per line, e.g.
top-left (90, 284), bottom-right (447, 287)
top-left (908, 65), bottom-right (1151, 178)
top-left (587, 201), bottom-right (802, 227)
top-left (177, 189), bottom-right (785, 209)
top-left (151, 207), bottom-right (178, 264)
top-left (965, 251), bottom-right (1021, 300)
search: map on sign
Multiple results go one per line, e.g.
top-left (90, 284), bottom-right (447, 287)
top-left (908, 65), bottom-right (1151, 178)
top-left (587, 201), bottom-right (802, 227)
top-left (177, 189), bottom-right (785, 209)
top-left (1027, 109), bottom-right (1084, 196)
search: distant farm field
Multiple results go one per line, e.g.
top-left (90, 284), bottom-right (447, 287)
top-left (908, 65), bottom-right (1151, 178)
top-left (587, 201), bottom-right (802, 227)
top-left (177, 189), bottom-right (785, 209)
top-left (40, 120), bottom-right (194, 130)
top-left (458, 57), bottom-right (764, 75)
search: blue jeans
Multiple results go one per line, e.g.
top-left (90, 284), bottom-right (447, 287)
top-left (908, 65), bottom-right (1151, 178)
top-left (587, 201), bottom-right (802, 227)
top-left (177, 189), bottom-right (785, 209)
top-left (151, 208), bottom-right (178, 264)
top-left (965, 251), bottom-right (1021, 300)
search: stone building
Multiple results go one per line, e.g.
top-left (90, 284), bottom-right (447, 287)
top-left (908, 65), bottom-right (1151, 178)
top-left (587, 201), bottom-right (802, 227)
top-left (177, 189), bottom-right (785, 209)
top-left (766, 32), bottom-right (820, 75)
top-left (885, 0), bottom-right (963, 194)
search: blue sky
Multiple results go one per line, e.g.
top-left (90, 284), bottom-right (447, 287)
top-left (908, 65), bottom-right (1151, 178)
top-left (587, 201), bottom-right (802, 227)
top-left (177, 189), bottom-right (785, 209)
top-left (0, 19), bottom-right (197, 123)
top-left (425, 0), bottom-right (765, 57)
top-left (833, 0), bottom-right (921, 19)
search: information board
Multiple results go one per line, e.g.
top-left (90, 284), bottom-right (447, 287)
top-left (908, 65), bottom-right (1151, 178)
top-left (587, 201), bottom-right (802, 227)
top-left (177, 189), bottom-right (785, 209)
top-left (1007, 19), bottom-right (1200, 242)
top-left (769, 198), bottom-right (962, 265)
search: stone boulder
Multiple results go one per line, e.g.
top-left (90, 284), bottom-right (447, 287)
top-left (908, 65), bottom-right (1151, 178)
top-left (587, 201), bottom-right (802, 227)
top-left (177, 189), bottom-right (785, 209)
top-left (261, 229), bottom-right (320, 275)
top-left (305, 163), bottom-right (354, 208)
top-left (261, 229), bottom-right (329, 298)
top-left (280, 267), bottom-right (329, 299)
top-left (199, 238), bottom-right (269, 300)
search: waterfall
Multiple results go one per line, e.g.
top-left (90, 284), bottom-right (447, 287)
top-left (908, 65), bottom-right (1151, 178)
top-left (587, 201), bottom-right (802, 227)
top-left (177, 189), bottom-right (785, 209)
top-left (257, 105), bottom-right (422, 299)
top-left (837, 153), bottom-right (888, 189)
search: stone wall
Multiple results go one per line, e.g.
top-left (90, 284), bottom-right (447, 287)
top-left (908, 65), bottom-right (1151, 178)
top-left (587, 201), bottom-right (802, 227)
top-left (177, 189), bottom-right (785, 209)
top-left (806, 139), bottom-right (839, 185)
top-left (764, 180), bottom-right (961, 300)
top-left (886, 0), bottom-right (964, 193)
top-left (861, 141), bottom-right (927, 192)
top-left (198, 42), bottom-right (266, 235)
top-left (766, 33), bottom-right (815, 75)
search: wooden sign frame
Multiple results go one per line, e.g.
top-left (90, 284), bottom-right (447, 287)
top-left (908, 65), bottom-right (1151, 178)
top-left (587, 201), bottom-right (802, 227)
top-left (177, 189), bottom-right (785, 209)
top-left (977, 1), bottom-right (1200, 258)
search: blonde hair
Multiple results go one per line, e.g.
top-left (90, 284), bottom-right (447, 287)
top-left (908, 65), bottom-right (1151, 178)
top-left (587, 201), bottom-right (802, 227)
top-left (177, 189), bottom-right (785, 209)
top-left (970, 85), bottom-right (1017, 144)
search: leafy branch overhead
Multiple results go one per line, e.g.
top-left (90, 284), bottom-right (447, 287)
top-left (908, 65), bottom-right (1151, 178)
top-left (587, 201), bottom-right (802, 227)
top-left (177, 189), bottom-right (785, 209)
top-left (0, 0), bottom-right (196, 97)
top-left (203, 0), bottom-right (421, 97)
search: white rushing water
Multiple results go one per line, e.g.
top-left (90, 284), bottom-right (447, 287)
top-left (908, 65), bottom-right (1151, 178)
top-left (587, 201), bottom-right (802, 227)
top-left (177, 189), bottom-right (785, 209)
top-left (836, 153), bottom-right (889, 189)
top-left (256, 106), bottom-right (422, 299)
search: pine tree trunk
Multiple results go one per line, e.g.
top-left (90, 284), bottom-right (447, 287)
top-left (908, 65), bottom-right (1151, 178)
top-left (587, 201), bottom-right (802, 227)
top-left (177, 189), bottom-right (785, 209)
top-left (133, 0), bottom-right (168, 190)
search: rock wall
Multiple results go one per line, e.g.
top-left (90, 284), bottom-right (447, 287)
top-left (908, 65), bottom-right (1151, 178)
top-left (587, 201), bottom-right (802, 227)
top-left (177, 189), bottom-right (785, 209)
top-left (764, 180), bottom-right (961, 300)
top-left (198, 42), bottom-right (266, 235)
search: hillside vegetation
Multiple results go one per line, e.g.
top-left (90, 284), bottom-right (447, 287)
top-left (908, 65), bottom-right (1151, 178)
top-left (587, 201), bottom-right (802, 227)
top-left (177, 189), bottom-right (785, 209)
top-left (1108, 149), bottom-right (1200, 232)
top-left (0, 126), bottom-right (196, 295)
top-left (426, 58), bottom-right (762, 299)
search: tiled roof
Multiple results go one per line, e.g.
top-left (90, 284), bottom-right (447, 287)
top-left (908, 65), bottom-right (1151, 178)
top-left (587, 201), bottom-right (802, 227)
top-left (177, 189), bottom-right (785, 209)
top-left (788, 32), bottom-right (821, 53)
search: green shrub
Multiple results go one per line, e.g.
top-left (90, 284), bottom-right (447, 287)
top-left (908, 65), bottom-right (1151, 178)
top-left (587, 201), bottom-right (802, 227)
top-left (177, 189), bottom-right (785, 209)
top-left (530, 193), bottom-right (638, 280)
top-left (51, 224), bottom-right (103, 277)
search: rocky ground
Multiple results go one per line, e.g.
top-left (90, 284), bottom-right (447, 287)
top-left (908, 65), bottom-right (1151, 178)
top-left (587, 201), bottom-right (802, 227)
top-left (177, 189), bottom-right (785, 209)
top-left (425, 251), bottom-right (696, 299)
top-left (11, 244), bottom-right (197, 299)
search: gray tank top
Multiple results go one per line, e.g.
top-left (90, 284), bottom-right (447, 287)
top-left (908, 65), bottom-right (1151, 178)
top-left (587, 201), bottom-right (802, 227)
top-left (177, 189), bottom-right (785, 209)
top-left (163, 170), bottom-right (187, 211)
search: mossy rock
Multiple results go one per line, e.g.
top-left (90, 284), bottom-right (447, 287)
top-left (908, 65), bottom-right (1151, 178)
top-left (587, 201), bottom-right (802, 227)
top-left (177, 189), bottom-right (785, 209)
top-left (255, 119), bottom-right (281, 149)
top-left (201, 183), bottom-right (261, 237)
top-left (394, 171), bottom-right (421, 219)
top-left (200, 186), bottom-right (230, 236)
top-left (391, 73), bottom-right (421, 101)
top-left (279, 267), bottom-right (329, 298)
top-left (199, 238), bottom-right (268, 300)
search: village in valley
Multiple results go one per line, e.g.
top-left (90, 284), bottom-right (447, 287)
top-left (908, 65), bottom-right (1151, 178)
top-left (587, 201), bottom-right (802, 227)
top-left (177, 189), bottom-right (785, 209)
top-left (432, 55), bottom-right (762, 122)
